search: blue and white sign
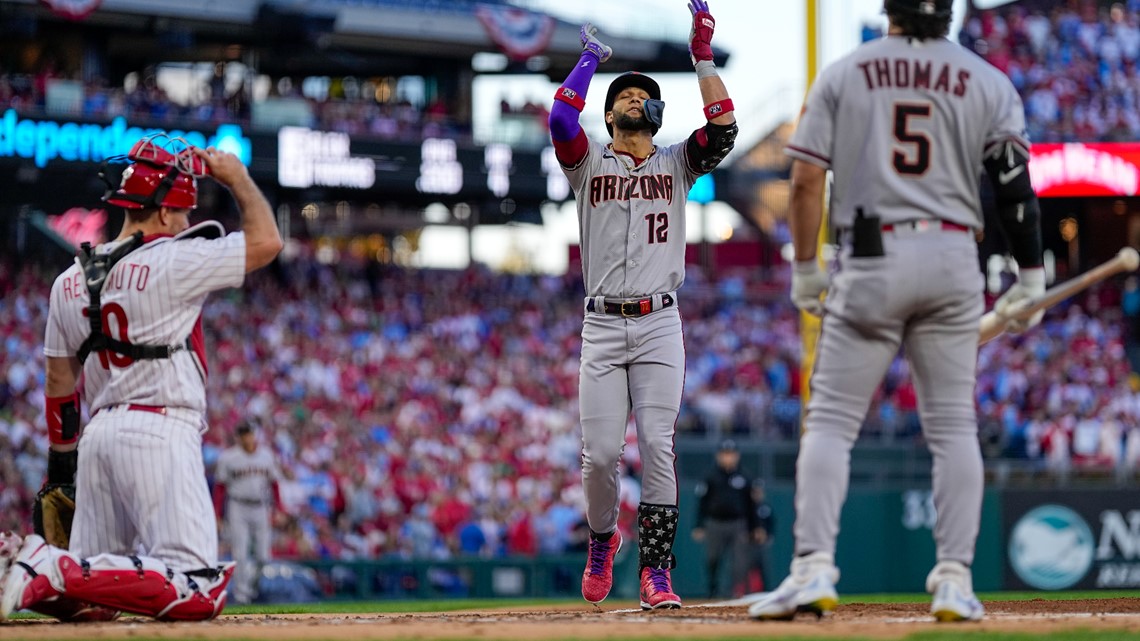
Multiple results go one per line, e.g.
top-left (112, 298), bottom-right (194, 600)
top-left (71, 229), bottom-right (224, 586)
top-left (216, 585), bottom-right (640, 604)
top-left (0, 109), bottom-right (251, 168)
top-left (1008, 504), bottom-right (1095, 590)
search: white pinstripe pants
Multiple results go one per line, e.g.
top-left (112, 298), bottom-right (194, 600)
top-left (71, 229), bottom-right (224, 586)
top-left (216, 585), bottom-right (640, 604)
top-left (71, 405), bottom-right (218, 571)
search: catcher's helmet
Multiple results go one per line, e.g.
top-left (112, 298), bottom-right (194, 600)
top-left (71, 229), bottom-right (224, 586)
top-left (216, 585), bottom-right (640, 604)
top-left (103, 134), bottom-right (207, 210)
top-left (884, 0), bottom-right (952, 20)
top-left (605, 71), bottom-right (662, 137)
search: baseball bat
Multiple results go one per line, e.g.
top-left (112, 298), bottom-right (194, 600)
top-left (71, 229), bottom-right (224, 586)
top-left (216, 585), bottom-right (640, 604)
top-left (979, 247), bottom-right (1140, 344)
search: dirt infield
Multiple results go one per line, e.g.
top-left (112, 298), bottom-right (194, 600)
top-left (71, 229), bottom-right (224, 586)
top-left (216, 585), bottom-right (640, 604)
top-left (4, 599), bottom-right (1140, 640)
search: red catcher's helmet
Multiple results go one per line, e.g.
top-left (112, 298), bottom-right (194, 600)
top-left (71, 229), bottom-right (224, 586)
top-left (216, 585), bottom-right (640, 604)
top-left (103, 134), bottom-right (207, 210)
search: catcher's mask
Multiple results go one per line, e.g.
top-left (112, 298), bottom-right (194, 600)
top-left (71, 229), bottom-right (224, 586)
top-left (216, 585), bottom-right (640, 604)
top-left (100, 133), bottom-right (209, 211)
top-left (605, 71), bottom-right (664, 137)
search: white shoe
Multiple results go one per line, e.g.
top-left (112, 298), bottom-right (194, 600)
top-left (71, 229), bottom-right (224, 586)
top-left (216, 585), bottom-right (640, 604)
top-left (0, 534), bottom-right (59, 620)
top-left (0, 532), bottom-right (23, 585)
top-left (748, 551), bottom-right (839, 620)
top-left (0, 532), bottom-right (25, 618)
top-left (927, 561), bottom-right (984, 622)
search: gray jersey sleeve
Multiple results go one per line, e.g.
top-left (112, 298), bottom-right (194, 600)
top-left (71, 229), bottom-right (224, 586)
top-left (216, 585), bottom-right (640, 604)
top-left (215, 450), bottom-right (233, 484)
top-left (985, 73), bottom-right (1029, 151)
top-left (561, 138), bottom-right (607, 195)
top-left (786, 65), bottom-right (842, 169)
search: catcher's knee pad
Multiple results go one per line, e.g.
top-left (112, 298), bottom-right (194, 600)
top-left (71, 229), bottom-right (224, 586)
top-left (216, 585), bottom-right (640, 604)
top-left (58, 555), bottom-right (234, 621)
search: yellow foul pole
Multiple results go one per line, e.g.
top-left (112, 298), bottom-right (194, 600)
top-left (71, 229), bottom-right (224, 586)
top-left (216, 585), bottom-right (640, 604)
top-left (799, 0), bottom-right (825, 418)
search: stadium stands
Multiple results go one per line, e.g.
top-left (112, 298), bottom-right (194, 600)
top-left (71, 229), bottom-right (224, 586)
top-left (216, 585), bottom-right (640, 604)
top-left (959, 1), bottom-right (1140, 142)
top-left (2, 254), bottom-right (1138, 559)
top-left (0, 71), bottom-right (466, 141)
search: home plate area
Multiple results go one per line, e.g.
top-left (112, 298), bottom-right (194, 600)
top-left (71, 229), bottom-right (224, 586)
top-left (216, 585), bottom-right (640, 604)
top-left (3, 598), bottom-right (1140, 641)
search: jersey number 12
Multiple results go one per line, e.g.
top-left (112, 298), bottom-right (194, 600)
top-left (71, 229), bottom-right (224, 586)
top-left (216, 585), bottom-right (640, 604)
top-left (644, 212), bottom-right (669, 244)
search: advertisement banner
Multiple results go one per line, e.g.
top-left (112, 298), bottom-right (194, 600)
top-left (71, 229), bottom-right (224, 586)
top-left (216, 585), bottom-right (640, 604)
top-left (1004, 490), bottom-right (1140, 590)
top-left (0, 109), bottom-right (251, 168)
top-left (1030, 143), bottom-right (1140, 198)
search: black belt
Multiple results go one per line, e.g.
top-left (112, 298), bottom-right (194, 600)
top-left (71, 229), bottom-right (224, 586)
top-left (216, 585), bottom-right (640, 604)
top-left (587, 293), bottom-right (675, 317)
top-left (229, 497), bottom-right (267, 506)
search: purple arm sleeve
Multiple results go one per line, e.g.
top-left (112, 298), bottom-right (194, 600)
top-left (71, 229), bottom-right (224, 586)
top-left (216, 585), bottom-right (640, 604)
top-left (549, 52), bottom-right (601, 142)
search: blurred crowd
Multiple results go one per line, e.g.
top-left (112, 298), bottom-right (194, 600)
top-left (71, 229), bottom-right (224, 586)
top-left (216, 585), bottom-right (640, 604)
top-left (1, 252), bottom-right (1139, 560)
top-left (960, 0), bottom-right (1140, 142)
top-left (0, 67), bottom-right (466, 142)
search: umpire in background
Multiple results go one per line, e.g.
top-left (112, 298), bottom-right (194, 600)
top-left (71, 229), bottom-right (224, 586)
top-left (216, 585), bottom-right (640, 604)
top-left (692, 440), bottom-right (764, 598)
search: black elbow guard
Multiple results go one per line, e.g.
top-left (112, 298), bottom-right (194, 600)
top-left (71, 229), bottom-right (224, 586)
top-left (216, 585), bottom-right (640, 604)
top-left (985, 140), bottom-right (1043, 268)
top-left (687, 121), bottom-right (738, 174)
top-left (996, 197), bottom-right (1044, 269)
top-left (983, 140), bottom-right (1035, 205)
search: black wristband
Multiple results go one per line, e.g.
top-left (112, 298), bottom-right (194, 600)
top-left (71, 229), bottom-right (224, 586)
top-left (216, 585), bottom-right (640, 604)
top-left (47, 448), bottom-right (79, 485)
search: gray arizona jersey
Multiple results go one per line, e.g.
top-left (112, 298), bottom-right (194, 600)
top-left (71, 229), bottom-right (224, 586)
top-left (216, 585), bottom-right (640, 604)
top-left (215, 446), bottom-right (280, 502)
top-left (787, 35), bottom-right (1028, 229)
top-left (562, 140), bottom-right (700, 298)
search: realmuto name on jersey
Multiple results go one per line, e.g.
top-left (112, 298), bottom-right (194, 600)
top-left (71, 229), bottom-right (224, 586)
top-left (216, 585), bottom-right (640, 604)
top-left (60, 262), bottom-right (151, 301)
top-left (858, 58), bottom-right (971, 97)
top-left (589, 174), bottom-right (675, 207)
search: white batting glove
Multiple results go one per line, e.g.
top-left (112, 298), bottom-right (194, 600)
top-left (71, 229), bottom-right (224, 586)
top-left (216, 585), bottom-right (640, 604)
top-left (791, 260), bottom-right (830, 317)
top-left (994, 267), bottom-right (1046, 333)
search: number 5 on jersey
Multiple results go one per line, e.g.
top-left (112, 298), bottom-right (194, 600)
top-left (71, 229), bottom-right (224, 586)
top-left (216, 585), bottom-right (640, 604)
top-left (893, 102), bottom-right (932, 176)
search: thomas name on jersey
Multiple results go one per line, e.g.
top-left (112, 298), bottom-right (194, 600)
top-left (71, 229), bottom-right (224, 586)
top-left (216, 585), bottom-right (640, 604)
top-left (858, 58), bottom-right (971, 97)
top-left (589, 173), bottom-right (676, 208)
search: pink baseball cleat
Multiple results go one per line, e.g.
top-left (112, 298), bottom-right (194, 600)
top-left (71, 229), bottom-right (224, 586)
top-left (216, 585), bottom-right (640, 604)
top-left (581, 530), bottom-right (622, 604)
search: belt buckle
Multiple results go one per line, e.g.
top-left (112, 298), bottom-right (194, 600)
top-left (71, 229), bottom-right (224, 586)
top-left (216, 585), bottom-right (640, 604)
top-left (620, 301), bottom-right (639, 317)
top-left (914, 219), bottom-right (932, 232)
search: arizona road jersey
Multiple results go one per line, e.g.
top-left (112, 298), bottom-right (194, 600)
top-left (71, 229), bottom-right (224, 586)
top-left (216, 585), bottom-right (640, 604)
top-left (787, 35), bottom-right (1029, 229)
top-left (44, 231), bottom-right (246, 418)
top-left (562, 138), bottom-right (700, 298)
top-left (215, 446), bottom-right (280, 502)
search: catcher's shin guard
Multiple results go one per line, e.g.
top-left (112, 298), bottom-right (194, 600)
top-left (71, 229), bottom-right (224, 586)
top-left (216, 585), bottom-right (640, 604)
top-left (56, 555), bottom-right (235, 621)
top-left (4, 536), bottom-right (233, 622)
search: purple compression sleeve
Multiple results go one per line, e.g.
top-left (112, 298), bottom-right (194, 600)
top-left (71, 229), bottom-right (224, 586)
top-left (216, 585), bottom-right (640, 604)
top-left (549, 52), bottom-right (601, 142)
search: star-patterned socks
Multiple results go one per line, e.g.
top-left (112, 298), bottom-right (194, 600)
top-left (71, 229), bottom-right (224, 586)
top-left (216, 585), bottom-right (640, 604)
top-left (637, 503), bottom-right (679, 569)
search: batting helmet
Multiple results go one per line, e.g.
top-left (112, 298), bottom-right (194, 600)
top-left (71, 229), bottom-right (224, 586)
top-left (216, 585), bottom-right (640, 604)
top-left (605, 71), bottom-right (662, 137)
top-left (102, 134), bottom-right (206, 210)
top-left (884, 0), bottom-right (952, 20)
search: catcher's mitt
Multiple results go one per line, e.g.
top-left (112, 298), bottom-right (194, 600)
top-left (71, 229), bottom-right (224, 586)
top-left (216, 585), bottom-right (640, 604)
top-left (33, 483), bottom-right (76, 548)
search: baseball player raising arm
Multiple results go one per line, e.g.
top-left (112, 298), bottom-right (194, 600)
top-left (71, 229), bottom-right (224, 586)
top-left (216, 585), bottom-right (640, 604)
top-left (0, 134), bottom-right (282, 623)
top-left (749, 0), bottom-right (1043, 624)
top-left (548, 0), bottom-right (737, 610)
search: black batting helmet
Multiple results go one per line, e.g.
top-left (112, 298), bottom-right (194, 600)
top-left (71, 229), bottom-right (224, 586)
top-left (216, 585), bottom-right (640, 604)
top-left (605, 71), bottom-right (662, 137)
top-left (884, 0), bottom-right (952, 20)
